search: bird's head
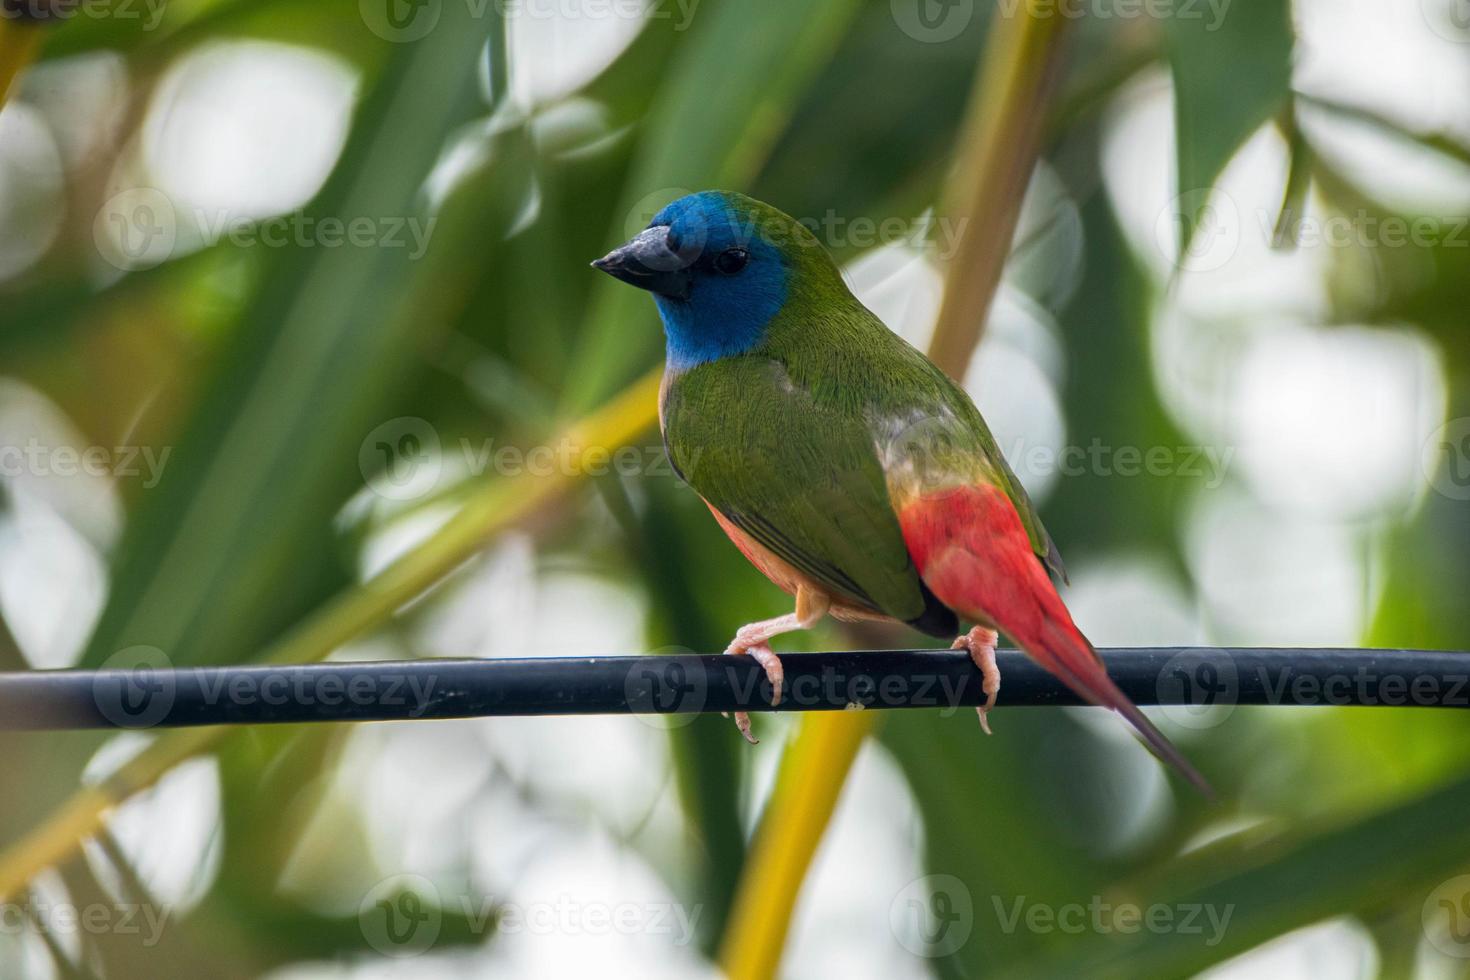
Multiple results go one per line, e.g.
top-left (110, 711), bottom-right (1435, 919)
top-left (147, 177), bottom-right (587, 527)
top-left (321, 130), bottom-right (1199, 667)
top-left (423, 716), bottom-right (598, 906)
top-left (592, 191), bottom-right (839, 370)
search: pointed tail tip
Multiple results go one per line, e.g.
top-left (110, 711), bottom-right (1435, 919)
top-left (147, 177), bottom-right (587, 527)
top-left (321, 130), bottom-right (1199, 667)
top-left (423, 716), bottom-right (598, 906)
top-left (1116, 700), bottom-right (1217, 803)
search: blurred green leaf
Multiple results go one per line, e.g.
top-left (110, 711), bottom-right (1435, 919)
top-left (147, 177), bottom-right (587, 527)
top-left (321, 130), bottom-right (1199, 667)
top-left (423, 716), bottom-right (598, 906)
top-left (80, 5), bottom-right (495, 672)
top-left (1164, 0), bottom-right (1293, 254)
top-left (1013, 766), bottom-right (1470, 977)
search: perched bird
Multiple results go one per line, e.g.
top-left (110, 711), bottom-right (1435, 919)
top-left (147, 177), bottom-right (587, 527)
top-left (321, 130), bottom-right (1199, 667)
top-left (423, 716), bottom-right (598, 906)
top-left (594, 190), bottom-right (1209, 795)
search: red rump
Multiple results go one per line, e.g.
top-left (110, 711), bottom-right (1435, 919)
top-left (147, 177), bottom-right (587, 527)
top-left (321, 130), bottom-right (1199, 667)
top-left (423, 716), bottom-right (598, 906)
top-left (899, 484), bottom-right (1213, 797)
top-left (899, 483), bottom-right (1090, 679)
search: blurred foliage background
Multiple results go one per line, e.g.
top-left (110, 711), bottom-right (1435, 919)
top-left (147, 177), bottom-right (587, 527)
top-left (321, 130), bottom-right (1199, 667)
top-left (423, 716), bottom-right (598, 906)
top-left (0, 0), bottom-right (1469, 976)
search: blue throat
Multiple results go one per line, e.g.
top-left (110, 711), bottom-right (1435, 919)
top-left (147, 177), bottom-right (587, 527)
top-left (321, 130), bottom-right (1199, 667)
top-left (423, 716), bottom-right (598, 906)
top-left (655, 288), bottom-right (783, 372)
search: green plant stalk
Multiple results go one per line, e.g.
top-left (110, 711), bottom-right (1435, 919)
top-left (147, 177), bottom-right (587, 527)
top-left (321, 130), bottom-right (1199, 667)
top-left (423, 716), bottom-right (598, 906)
top-left (718, 5), bottom-right (1072, 977)
top-left (0, 369), bottom-right (662, 903)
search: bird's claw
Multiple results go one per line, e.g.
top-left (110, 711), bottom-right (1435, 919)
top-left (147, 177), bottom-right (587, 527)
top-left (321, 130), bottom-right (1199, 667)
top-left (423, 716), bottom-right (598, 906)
top-left (953, 627), bottom-right (1000, 735)
top-left (724, 637), bottom-right (784, 743)
top-left (733, 711), bottom-right (758, 744)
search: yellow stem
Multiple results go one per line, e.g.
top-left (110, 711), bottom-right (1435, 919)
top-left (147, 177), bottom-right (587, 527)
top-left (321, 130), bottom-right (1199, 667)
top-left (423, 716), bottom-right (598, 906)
top-left (0, 369), bottom-right (663, 902)
top-left (925, 0), bottom-right (1070, 379)
top-left (717, 6), bottom-right (1072, 977)
top-left (0, 17), bottom-right (42, 108)
top-left (719, 711), bottom-right (873, 980)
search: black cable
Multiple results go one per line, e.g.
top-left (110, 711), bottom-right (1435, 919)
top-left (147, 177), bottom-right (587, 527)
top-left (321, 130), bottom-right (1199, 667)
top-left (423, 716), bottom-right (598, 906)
top-left (1, 648), bottom-right (1468, 731)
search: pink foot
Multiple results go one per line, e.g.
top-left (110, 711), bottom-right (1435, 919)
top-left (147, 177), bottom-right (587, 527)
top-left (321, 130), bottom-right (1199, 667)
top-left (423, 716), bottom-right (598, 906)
top-left (953, 626), bottom-right (1000, 734)
top-left (725, 635), bottom-right (785, 744)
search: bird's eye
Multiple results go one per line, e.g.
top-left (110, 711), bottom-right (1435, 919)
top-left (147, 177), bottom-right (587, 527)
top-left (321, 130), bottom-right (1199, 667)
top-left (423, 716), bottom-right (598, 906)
top-left (714, 247), bottom-right (749, 275)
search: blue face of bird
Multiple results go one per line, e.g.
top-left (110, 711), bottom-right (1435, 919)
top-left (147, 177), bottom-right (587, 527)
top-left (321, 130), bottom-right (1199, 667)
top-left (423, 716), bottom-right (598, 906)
top-left (592, 191), bottom-right (789, 371)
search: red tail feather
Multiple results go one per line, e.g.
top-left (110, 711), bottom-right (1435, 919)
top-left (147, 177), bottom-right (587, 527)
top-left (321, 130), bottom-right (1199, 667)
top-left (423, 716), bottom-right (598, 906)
top-left (899, 484), bottom-right (1213, 798)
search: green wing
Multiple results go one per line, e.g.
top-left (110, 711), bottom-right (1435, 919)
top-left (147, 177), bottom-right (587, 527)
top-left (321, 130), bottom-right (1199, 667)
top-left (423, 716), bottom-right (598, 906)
top-left (662, 357), bottom-right (933, 623)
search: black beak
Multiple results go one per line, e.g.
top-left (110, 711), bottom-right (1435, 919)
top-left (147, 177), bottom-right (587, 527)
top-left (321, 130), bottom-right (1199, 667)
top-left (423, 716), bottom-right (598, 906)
top-left (591, 226), bottom-right (695, 300)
